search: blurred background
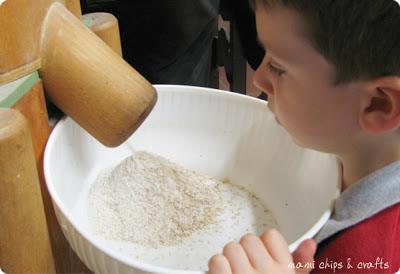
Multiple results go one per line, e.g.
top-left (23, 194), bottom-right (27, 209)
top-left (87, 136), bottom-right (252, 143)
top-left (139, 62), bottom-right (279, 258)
top-left (80, 0), bottom-right (266, 99)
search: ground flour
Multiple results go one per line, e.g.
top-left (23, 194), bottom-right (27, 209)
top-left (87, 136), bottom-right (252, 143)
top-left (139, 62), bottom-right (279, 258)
top-left (88, 151), bottom-right (277, 250)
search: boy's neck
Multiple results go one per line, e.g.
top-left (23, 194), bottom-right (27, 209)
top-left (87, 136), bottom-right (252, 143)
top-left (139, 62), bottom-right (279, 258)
top-left (339, 142), bottom-right (400, 191)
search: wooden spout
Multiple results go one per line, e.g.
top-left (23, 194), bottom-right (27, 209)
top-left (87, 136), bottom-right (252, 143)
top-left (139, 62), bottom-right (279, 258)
top-left (1, 0), bottom-right (157, 147)
top-left (40, 2), bottom-right (157, 147)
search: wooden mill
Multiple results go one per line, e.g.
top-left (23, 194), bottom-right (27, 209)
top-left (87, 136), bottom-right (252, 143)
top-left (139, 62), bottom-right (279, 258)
top-left (0, 0), bottom-right (157, 272)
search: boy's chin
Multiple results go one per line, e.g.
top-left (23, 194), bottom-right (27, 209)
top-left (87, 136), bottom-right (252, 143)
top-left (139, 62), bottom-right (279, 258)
top-left (292, 137), bottom-right (335, 154)
top-left (291, 136), bottom-right (306, 148)
top-left (277, 121), bottom-right (329, 152)
top-left (291, 135), bottom-right (317, 151)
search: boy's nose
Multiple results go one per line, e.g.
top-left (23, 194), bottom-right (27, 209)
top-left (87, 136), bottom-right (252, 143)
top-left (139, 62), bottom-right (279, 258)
top-left (253, 64), bottom-right (274, 98)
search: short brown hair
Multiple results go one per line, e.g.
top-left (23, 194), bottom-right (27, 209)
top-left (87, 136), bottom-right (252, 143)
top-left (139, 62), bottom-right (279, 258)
top-left (250, 0), bottom-right (400, 84)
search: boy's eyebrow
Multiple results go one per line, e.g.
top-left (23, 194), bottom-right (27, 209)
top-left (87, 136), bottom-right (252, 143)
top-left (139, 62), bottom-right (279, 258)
top-left (256, 36), bottom-right (298, 66)
top-left (256, 37), bottom-right (283, 60)
top-left (257, 37), bottom-right (278, 56)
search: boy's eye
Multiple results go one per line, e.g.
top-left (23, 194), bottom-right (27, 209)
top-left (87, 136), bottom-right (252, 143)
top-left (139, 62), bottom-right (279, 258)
top-left (267, 62), bottom-right (286, 77)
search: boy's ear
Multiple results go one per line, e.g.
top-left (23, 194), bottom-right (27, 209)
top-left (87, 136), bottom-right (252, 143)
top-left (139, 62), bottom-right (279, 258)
top-left (359, 77), bottom-right (400, 134)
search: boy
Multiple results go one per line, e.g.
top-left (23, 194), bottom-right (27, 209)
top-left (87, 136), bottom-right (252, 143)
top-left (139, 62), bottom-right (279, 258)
top-left (208, 0), bottom-right (400, 273)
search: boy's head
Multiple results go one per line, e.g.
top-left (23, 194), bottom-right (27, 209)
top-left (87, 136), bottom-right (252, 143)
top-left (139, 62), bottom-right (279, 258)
top-left (250, 0), bottom-right (400, 83)
top-left (251, 0), bottom-right (400, 155)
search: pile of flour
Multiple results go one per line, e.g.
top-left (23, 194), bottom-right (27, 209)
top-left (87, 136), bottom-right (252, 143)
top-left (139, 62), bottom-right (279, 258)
top-left (87, 151), bottom-right (224, 247)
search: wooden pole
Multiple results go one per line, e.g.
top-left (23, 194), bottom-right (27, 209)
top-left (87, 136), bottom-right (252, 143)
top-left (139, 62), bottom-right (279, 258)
top-left (64, 0), bottom-right (81, 18)
top-left (11, 79), bottom-right (92, 273)
top-left (0, 0), bottom-right (53, 83)
top-left (12, 80), bottom-right (51, 163)
top-left (82, 12), bottom-right (123, 56)
top-left (0, 109), bottom-right (55, 273)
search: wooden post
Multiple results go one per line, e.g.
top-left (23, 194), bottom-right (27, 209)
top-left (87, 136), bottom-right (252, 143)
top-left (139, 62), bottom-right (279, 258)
top-left (64, 0), bottom-right (81, 18)
top-left (0, 109), bottom-right (55, 273)
top-left (82, 12), bottom-right (123, 56)
top-left (10, 77), bottom-right (92, 273)
top-left (0, 0), bottom-right (53, 83)
top-left (0, 71), bottom-right (91, 273)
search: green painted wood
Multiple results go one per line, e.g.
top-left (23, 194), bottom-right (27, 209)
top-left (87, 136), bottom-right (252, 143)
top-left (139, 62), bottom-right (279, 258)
top-left (0, 71), bottom-right (39, 108)
top-left (82, 17), bottom-right (94, 28)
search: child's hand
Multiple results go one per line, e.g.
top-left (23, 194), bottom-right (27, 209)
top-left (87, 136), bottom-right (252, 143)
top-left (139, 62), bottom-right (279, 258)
top-left (208, 229), bottom-right (316, 274)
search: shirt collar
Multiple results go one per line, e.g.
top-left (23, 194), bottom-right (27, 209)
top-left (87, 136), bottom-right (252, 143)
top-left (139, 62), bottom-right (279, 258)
top-left (315, 160), bottom-right (400, 243)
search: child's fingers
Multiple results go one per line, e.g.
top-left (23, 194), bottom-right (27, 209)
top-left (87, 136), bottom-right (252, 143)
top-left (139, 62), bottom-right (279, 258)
top-left (208, 254), bottom-right (232, 274)
top-left (261, 229), bottom-right (292, 265)
top-left (239, 233), bottom-right (272, 270)
top-left (292, 239), bottom-right (317, 274)
top-left (223, 242), bottom-right (253, 273)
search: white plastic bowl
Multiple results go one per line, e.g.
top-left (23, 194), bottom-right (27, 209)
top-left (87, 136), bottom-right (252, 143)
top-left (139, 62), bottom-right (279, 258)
top-left (44, 85), bottom-right (340, 274)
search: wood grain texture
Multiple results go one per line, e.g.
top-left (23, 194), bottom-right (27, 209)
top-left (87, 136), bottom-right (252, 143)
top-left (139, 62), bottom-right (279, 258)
top-left (12, 81), bottom-right (92, 273)
top-left (64, 0), bottom-right (81, 17)
top-left (0, 109), bottom-right (55, 273)
top-left (0, 0), bottom-right (80, 83)
top-left (82, 12), bottom-right (123, 56)
top-left (40, 2), bottom-right (157, 147)
top-left (0, 0), bottom-right (62, 82)
top-left (1, 0), bottom-right (154, 271)
top-left (0, 59), bottom-right (41, 84)
top-left (1, 0), bottom-right (156, 147)
top-left (0, 71), bottom-right (39, 108)
top-left (12, 80), bottom-right (51, 163)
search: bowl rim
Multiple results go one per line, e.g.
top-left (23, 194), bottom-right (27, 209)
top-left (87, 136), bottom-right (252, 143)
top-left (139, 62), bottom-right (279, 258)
top-left (44, 84), bottom-right (338, 274)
